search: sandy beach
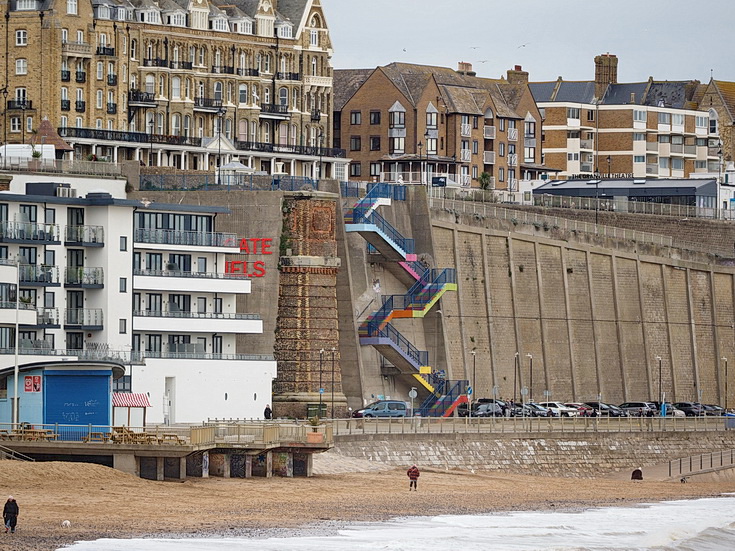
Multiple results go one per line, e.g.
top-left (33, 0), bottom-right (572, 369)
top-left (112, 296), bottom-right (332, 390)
top-left (1, 452), bottom-right (734, 551)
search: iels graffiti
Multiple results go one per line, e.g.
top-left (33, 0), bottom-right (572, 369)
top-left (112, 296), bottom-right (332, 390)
top-left (224, 238), bottom-right (273, 277)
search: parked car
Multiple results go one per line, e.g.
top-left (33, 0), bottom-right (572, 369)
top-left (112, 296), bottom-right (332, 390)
top-left (480, 399), bottom-right (523, 417)
top-left (703, 404), bottom-right (725, 416)
top-left (565, 402), bottom-right (594, 416)
top-left (352, 400), bottom-right (407, 418)
top-left (584, 401), bottom-right (626, 417)
top-left (672, 402), bottom-right (705, 416)
top-left (618, 401), bottom-right (656, 416)
top-left (658, 403), bottom-right (685, 417)
top-left (519, 402), bottom-right (553, 417)
top-left (538, 401), bottom-right (579, 417)
top-left (474, 403), bottom-right (504, 417)
top-left (608, 404), bottom-right (629, 417)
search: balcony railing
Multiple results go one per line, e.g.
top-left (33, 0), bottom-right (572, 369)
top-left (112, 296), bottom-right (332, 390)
top-left (0, 221), bottom-right (60, 243)
top-left (234, 140), bottom-right (346, 158)
top-left (61, 41), bottom-right (91, 56)
top-left (128, 90), bottom-right (157, 105)
top-left (134, 228), bottom-right (238, 248)
top-left (61, 70), bottom-right (70, 82)
top-left (35, 307), bottom-right (60, 327)
top-left (96, 46), bottom-right (115, 56)
top-left (134, 268), bottom-right (246, 280)
top-left (7, 100), bottom-right (32, 110)
top-left (19, 265), bottom-right (59, 286)
top-left (508, 153), bottom-right (517, 167)
top-left (107, 102), bottom-right (117, 114)
top-left (64, 267), bottom-right (104, 287)
top-left (237, 68), bottom-right (259, 77)
top-left (75, 71), bottom-right (86, 83)
top-left (75, 100), bottom-right (86, 112)
top-left (60, 99), bottom-right (70, 111)
top-left (134, 310), bottom-right (261, 320)
top-left (170, 61), bottom-right (193, 70)
top-left (194, 97), bottom-right (223, 110)
top-left (483, 125), bottom-right (496, 139)
top-left (0, 301), bottom-right (35, 311)
top-left (507, 127), bottom-right (518, 141)
top-left (460, 123), bottom-right (471, 137)
top-left (0, 345), bottom-right (131, 362)
top-left (143, 58), bottom-right (168, 68)
top-left (260, 103), bottom-right (289, 115)
top-left (483, 151), bottom-right (496, 164)
top-left (65, 225), bottom-right (104, 245)
top-left (142, 351), bottom-right (270, 361)
top-left (64, 308), bottom-right (103, 328)
top-left (107, 74), bottom-right (117, 86)
top-left (580, 139), bottom-right (594, 150)
top-left (311, 109), bottom-right (321, 121)
top-left (58, 127), bottom-right (202, 148)
top-left (211, 65), bottom-right (234, 74)
top-left (460, 149), bottom-right (471, 162)
top-left (277, 72), bottom-right (300, 80)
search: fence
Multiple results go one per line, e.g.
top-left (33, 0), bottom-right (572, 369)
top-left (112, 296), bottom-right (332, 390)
top-left (139, 173), bottom-right (319, 192)
top-left (669, 449), bottom-right (735, 477)
top-left (0, 157), bottom-right (123, 177)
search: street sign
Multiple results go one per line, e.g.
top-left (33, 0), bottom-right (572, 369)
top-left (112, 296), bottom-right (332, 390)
top-left (467, 386), bottom-right (473, 395)
top-left (408, 388), bottom-right (418, 399)
top-left (319, 388), bottom-right (324, 394)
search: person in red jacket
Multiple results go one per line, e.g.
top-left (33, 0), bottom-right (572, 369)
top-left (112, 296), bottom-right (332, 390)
top-left (407, 465), bottom-right (420, 491)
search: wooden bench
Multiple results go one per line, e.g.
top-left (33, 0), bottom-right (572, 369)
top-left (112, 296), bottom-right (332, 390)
top-left (82, 432), bottom-right (110, 443)
top-left (159, 433), bottom-right (186, 445)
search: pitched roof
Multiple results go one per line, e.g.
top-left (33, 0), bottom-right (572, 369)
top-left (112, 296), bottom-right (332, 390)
top-left (333, 69), bottom-right (374, 111)
top-left (713, 80), bottom-right (735, 120)
top-left (35, 119), bottom-right (72, 151)
top-left (112, 393), bottom-right (152, 408)
top-left (277, 0), bottom-right (309, 24)
top-left (603, 82), bottom-right (648, 105)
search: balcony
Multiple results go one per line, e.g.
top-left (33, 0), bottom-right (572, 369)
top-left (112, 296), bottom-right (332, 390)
top-left (234, 140), bottom-right (346, 158)
top-left (61, 70), bottom-right (70, 82)
top-left (277, 72), bottom-right (300, 81)
top-left (134, 228), bottom-right (238, 249)
top-left (580, 139), bottom-right (594, 150)
top-left (170, 61), bottom-right (193, 70)
top-left (64, 267), bottom-right (104, 288)
top-left (483, 151), bottom-right (496, 164)
top-left (211, 65), bottom-right (234, 74)
top-left (96, 45), bottom-right (115, 56)
top-left (237, 68), bottom-right (259, 77)
top-left (75, 71), bottom-right (86, 83)
top-left (259, 103), bottom-right (289, 119)
top-left (61, 99), bottom-right (70, 111)
top-left (75, 100), bottom-right (86, 112)
top-left (0, 302), bottom-right (37, 326)
top-left (193, 97), bottom-right (223, 111)
top-left (460, 123), bottom-right (471, 137)
top-left (19, 265), bottom-right (60, 287)
top-left (508, 153), bottom-right (517, 167)
top-left (311, 109), bottom-right (321, 121)
top-left (133, 268), bottom-right (252, 294)
top-left (483, 125), bottom-right (496, 139)
top-left (143, 58), bottom-right (168, 68)
top-left (61, 41), bottom-right (92, 57)
top-left (460, 149), bottom-right (471, 162)
top-left (64, 308), bottom-right (103, 330)
top-left (65, 225), bottom-right (104, 246)
top-left (302, 75), bottom-right (332, 88)
top-left (128, 90), bottom-right (157, 107)
top-left (646, 163), bottom-right (658, 175)
top-left (33, 307), bottom-right (60, 328)
top-left (671, 144), bottom-right (684, 154)
top-left (0, 221), bottom-right (60, 244)
top-left (133, 309), bottom-right (262, 334)
top-left (507, 127), bottom-right (518, 141)
top-left (58, 126), bottom-right (202, 148)
top-left (7, 100), bottom-right (32, 110)
top-left (107, 74), bottom-right (117, 86)
top-left (107, 102), bottom-right (117, 114)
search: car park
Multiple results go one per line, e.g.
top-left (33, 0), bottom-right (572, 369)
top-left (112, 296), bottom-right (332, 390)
top-left (584, 401), bottom-right (626, 417)
top-left (672, 402), bottom-right (705, 416)
top-left (520, 402), bottom-right (553, 417)
top-left (538, 401), bottom-right (579, 417)
top-left (618, 401), bottom-right (656, 416)
top-left (565, 402), bottom-right (594, 416)
top-left (352, 400), bottom-right (407, 418)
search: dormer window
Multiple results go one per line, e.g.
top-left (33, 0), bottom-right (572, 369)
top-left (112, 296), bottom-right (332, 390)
top-left (243, 20), bottom-right (252, 34)
top-left (212, 18), bottom-right (228, 32)
top-left (278, 25), bottom-right (293, 38)
top-left (170, 13), bottom-right (186, 27)
top-left (17, 0), bottom-right (36, 10)
top-left (98, 5), bottom-right (109, 19)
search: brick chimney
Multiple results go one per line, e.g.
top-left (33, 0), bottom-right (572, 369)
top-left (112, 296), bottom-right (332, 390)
top-left (507, 65), bottom-right (529, 85)
top-left (594, 53), bottom-right (617, 98)
top-left (457, 61), bottom-right (476, 77)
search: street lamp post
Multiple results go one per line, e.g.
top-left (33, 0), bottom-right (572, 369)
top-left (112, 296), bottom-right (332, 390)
top-left (526, 353), bottom-right (533, 402)
top-left (318, 131), bottom-right (324, 181)
top-left (513, 352), bottom-right (519, 403)
top-left (595, 180), bottom-right (600, 225)
top-left (423, 130), bottom-right (430, 187)
top-left (216, 107), bottom-right (226, 185)
top-left (148, 118), bottom-right (154, 166)
top-left (470, 349), bottom-right (476, 418)
top-left (12, 259), bottom-right (20, 425)
top-left (318, 349), bottom-right (324, 418)
top-left (606, 155), bottom-right (611, 178)
top-left (417, 141), bottom-right (423, 185)
top-left (331, 347), bottom-right (335, 419)
top-left (723, 357), bottom-right (729, 412)
top-left (656, 354), bottom-right (663, 405)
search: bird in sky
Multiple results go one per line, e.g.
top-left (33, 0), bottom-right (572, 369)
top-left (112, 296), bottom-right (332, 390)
top-left (470, 46), bottom-right (480, 50)
top-left (517, 42), bottom-right (530, 48)
top-left (402, 48), bottom-right (407, 52)
top-left (477, 60), bottom-right (489, 63)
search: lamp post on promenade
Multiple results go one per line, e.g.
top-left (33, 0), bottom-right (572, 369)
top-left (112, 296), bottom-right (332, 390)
top-left (331, 347), bottom-right (336, 418)
top-left (417, 141), bottom-right (423, 185)
top-left (216, 107), bottom-right (226, 185)
top-left (513, 352), bottom-right (519, 404)
top-left (526, 353), bottom-right (533, 402)
top-left (470, 349), bottom-right (476, 418)
top-left (318, 348), bottom-right (324, 418)
top-left (723, 357), bottom-right (729, 412)
top-left (656, 355), bottom-right (662, 403)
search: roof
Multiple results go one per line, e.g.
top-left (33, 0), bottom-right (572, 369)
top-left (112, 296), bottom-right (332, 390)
top-left (333, 69), bottom-right (374, 111)
top-left (113, 393), bottom-right (152, 408)
top-left (34, 119), bottom-right (72, 151)
top-left (713, 80), bottom-right (735, 120)
top-left (534, 178), bottom-right (718, 196)
top-left (0, 360), bottom-right (125, 379)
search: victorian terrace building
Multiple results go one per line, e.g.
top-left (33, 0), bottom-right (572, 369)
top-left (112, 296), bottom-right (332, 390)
top-left (0, 0), bottom-right (345, 178)
top-left (333, 62), bottom-right (549, 191)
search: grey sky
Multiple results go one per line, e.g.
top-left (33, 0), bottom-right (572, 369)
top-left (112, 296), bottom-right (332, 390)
top-left (321, 0), bottom-right (733, 84)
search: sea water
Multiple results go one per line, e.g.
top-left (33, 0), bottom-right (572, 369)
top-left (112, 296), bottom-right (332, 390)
top-left (61, 496), bottom-right (735, 551)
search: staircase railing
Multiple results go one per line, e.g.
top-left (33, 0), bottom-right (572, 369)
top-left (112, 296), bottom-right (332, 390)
top-left (417, 379), bottom-right (468, 417)
top-left (373, 323), bottom-right (429, 368)
top-left (349, 207), bottom-right (415, 255)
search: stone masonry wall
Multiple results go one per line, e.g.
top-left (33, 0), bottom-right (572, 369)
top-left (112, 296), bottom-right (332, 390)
top-left (333, 432), bottom-right (735, 478)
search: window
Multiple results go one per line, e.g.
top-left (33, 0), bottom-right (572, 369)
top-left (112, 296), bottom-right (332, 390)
top-left (171, 77), bottom-right (181, 99)
top-left (498, 118), bottom-right (505, 131)
top-left (695, 115), bottom-right (708, 128)
top-left (370, 111), bottom-right (381, 125)
top-left (658, 135), bottom-right (670, 143)
top-left (197, 297), bottom-right (207, 313)
top-left (119, 319), bottom-right (127, 334)
top-left (525, 121), bottom-right (536, 137)
top-left (389, 111), bottom-right (405, 128)
top-left (524, 147), bottom-right (536, 162)
top-left (349, 162), bottom-right (361, 177)
top-left (130, 39), bottom-right (137, 60)
top-left (350, 111), bottom-right (361, 125)
top-left (671, 157), bottom-right (684, 170)
top-left (633, 133), bottom-right (645, 141)
top-left (16, 30), bottom-right (27, 46)
top-left (587, 110), bottom-right (595, 122)
top-left (499, 142), bottom-right (505, 157)
top-left (659, 157), bottom-right (669, 169)
top-left (567, 130), bottom-right (580, 139)
top-left (17, 0), bottom-right (35, 9)
top-left (566, 107), bottom-right (580, 119)
top-left (369, 136), bottom-right (380, 151)
top-left (672, 113), bottom-right (684, 126)
top-left (67, 0), bottom-right (77, 14)
top-left (120, 236), bottom-right (127, 251)
top-left (634, 155), bottom-right (645, 163)
top-left (472, 140), bottom-right (478, 155)
top-left (96, 90), bottom-right (103, 109)
top-left (349, 136), bottom-right (361, 151)
top-left (310, 29), bottom-right (318, 46)
top-left (658, 112), bottom-right (671, 124)
top-left (567, 152), bottom-right (580, 161)
top-left (370, 162), bottom-right (380, 176)
top-left (426, 111), bottom-right (437, 128)
top-left (15, 59), bottom-right (27, 75)
top-left (119, 277), bottom-right (127, 293)
top-left (76, 30), bottom-right (84, 43)
top-left (10, 117), bottom-right (20, 132)
top-left (472, 165), bottom-right (478, 179)
top-left (390, 137), bottom-right (405, 153)
top-left (498, 167), bottom-right (505, 182)
top-left (634, 110), bottom-right (646, 122)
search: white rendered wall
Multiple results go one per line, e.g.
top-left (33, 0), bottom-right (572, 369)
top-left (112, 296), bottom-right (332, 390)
top-left (132, 358), bottom-right (277, 424)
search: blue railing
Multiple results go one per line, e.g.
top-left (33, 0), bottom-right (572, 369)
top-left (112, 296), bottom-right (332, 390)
top-left (341, 181), bottom-right (361, 198)
top-left (362, 295), bottom-right (397, 336)
top-left (372, 322), bottom-right (428, 368)
top-left (417, 379), bottom-right (468, 417)
top-left (405, 269), bottom-right (457, 308)
top-left (366, 182), bottom-right (406, 202)
top-left (350, 207), bottom-right (415, 255)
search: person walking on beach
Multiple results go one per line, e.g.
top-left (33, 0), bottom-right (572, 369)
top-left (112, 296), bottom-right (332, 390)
top-left (3, 496), bottom-right (18, 534)
top-left (264, 404), bottom-right (272, 420)
top-left (407, 465), bottom-right (420, 491)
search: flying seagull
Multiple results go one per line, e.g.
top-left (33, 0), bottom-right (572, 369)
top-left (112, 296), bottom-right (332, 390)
top-left (517, 42), bottom-right (530, 48)
top-left (469, 46), bottom-right (480, 50)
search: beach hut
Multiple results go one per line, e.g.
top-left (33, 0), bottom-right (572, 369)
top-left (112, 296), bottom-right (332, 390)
top-left (112, 393), bottom-right (152, 427)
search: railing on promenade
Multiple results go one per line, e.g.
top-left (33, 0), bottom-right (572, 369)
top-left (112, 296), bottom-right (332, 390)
top-left (669, 448), bottom-right (735, 478)
top-left (329, 414), bottom-right (733, 436)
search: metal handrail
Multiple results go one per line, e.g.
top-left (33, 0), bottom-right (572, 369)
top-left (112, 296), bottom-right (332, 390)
top-left (133, 309), bottom-right (261, 320)
top-left (350, 207), bottom-right (415, 255)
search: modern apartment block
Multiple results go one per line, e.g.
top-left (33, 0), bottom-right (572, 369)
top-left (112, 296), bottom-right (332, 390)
top-left (0, 173), bottom-right (275, 424)
top-left (1, 0), bottom-right (344, 178)
top-left (530, 53), bottom-right (720, 179)
top-left (333, 62), bottom-right (550, 191)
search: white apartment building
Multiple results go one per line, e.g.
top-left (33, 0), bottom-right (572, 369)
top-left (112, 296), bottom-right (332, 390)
top-left (0, 173), bottom-right (275, 424)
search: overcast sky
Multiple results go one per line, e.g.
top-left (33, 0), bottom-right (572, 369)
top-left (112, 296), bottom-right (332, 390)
top-left (320, 0), bottom-right (733, 84)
